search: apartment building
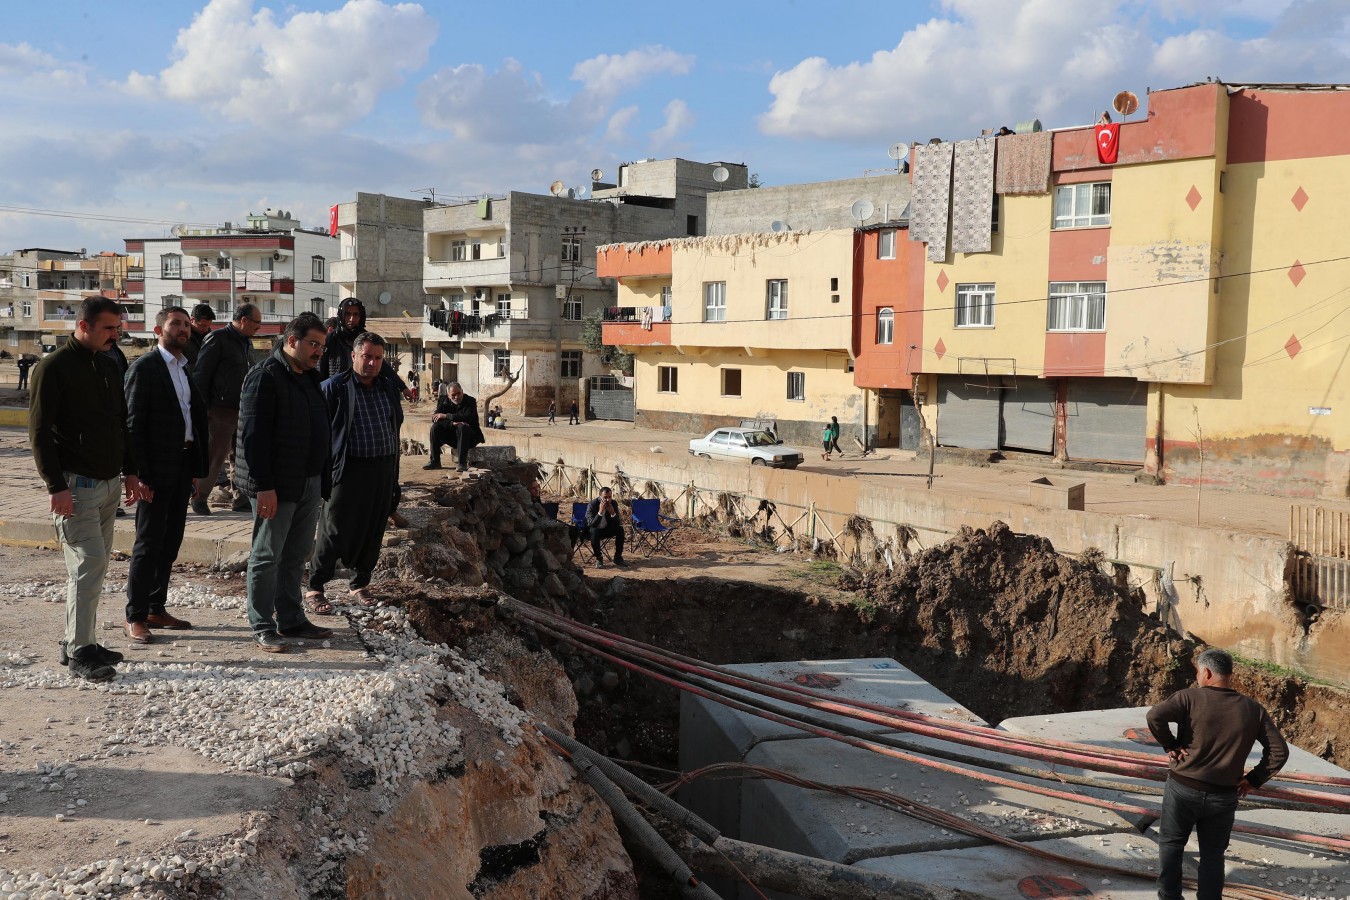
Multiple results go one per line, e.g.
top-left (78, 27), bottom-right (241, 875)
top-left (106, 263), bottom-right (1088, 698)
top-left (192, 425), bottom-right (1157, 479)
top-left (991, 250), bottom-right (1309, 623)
top-left (331, 192), bottom-right (426, 317)
top-left (422, 158), bottom-right (748, 416)
top-left (862, 81), bottom-right (1350, 497)
top-left (0, 249), bottom-right (135, 352)
top-left (126, 209), bottom-right (338, 340)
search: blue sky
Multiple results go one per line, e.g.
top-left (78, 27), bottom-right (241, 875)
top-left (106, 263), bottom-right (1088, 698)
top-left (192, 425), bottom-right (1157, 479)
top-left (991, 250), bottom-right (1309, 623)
top-left (2, 0), bottom-right (1347, 251)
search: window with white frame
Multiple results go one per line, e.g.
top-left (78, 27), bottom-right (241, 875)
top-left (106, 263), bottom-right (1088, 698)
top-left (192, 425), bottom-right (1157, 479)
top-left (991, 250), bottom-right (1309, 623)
top-left (21, 301), bottom-right (32, 317)
top-left (876, 307), bottom-right (894, 344)
top-left (213, 298), bottom-right (231, 314)
top-left (161, 254), bottom-right (181, 279)
top-left (766, 279), bottom-right (788, 320)
top-left (311, 256), bottom-right (324, 281)
top-left (660, 285), bottom-right (672, 308)
top-left (658, 365), bottom-right (678, 393)
top-left (493, 349), bottom-right (512, 378)
top-left (955, 283), bottom-right (996, 328)
top-left (471, 240), bottom-right (482, 261)
top-left (561, 350), bottom-right (582, 379)
top-left (261, 256), bottom-right (274, 272)
top-left (561, 236), bottom-right (581, 264)
top-left (496, 292), bottom-right (513, 317)
top-left (1053, 182), bottom-right (1111, 228)
top-left (721, 368), bottom-right (742, 397)
top-left (1047, 281), bottom-right (1107, 332)
top-left (878, 229), bottom-right (897, 260)
top-left (450, 240), bottom-right (467, 261)
top-left (7, 331), bottom-right (16, 347)
top-left (308, 299), bottom-right (324, 316)
top-left (563, 296), bottom-right (583, 320)
top-left (703, 282), bottom-right (726, 322)
top-left (786, 371), bottom-right (805, 401)
top-left (496, 236), bottom-right (506, 258)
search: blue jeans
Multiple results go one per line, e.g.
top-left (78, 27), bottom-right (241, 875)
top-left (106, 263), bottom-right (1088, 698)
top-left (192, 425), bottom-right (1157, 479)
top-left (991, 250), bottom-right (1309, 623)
top-left (1157, 778), bottom-right (1239, 900)
top-left (246, 476), bottom-right (322, 634)
top-left (54, 475), bottom-right (120, 653)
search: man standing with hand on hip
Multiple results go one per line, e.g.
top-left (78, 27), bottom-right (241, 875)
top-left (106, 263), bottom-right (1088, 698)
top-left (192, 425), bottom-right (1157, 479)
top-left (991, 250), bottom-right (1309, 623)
top-left (1146, 648), bottom-right (1289, 900)
top-left (123, 306), bottom-right (209, 644)
top-left (29, 297), bottom-right (146, 681)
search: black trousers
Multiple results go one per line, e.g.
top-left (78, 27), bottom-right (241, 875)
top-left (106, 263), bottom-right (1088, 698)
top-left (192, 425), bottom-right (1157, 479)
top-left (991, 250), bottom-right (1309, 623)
top-left (126, 453), bottom-right (194, 622)
top-left (429, 420), bottom-right (479, 467)
top-left (591, 520), bottom-right (625, 561)
top-left (309, 455), bottom-right (397, 591)
top-left (1156, 779), bottom-right (1239, 900)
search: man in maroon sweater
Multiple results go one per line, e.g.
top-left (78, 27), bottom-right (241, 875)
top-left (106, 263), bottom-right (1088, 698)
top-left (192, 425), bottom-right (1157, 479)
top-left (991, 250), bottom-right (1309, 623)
top-left (1146, 648), bottom-right (1288, 900)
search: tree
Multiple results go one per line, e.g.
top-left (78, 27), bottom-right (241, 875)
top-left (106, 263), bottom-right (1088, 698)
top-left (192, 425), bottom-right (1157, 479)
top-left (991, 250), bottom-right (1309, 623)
top-left (748, 173), bottom-right (762, 189)
top-left (581, 311), bottom-right (634, 376)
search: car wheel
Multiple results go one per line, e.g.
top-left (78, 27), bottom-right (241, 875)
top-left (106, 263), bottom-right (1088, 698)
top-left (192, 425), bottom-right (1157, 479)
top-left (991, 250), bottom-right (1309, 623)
top-left (698, 453), bottom-right (711, 460)
top-left (751, 457), bottom-right (766, 466)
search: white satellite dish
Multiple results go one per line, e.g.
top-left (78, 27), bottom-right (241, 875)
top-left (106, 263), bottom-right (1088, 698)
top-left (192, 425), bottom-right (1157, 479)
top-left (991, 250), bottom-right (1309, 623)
top-left (850, 199), bottom-right (875, 222)
top-left (378, 291), bottom-right (392, 306)
top-left (590, 168), bottom-right (605, 182)
top-left (549, 180), bottom-right (565, 197)
top-left (712, 165), bottom-right (730, 183)
top-left (170, 224), bottom-right (186, 238)
top-left (770, 220), bottom-right (787, 233)
top-left (887, 142), bottom-right (909, 162)
top-left (574, 185), bottom-right (589, 199)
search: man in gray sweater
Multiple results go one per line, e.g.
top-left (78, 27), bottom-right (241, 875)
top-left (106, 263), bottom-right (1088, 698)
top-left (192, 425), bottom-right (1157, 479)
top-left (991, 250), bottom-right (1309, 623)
top-left (1146, 648), bottom-right (1288, 900)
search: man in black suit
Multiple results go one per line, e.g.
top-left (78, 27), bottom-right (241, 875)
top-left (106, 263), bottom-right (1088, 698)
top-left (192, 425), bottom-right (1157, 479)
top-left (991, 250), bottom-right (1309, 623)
top-left (123, 306), bottom-right (209, 644)
top-left (584, 486), bottom-right (626, 567)
top-left (424, 381), bottom-right (484, 472)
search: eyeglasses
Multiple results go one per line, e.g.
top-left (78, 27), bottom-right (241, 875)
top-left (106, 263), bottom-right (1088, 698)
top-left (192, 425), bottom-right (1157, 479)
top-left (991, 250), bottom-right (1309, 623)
top-left (301, 338), bottom-right (323, 350)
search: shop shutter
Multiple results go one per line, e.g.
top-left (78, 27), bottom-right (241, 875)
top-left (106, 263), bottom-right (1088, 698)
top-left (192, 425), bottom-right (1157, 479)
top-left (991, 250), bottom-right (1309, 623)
top-left (1001, 378), bottom-right (1057, 453)
top-left (1066, 379), bottom-right (1147, 463)
top-left (937, 376), bottom-right (1001, 450)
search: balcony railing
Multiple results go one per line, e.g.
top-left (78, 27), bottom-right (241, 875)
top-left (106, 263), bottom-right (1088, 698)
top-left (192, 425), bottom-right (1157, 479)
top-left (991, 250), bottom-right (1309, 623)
top-left (603, 305), bottom-right (672, 323)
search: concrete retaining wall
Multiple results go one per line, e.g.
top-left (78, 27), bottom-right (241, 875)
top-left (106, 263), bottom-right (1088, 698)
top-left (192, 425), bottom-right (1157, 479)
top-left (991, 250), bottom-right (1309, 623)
top-left (488, 429), bottom-right (1348, 686)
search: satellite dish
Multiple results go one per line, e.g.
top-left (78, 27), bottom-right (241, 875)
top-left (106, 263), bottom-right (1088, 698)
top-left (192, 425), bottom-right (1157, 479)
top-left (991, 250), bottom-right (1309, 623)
top-left (574, 185), bottom-right (589, 199)
top-left (170, 224), bottom-right (186, 238)
top-left (1113, 90), bottom-right (1140, 116)
top-left (378, 291), bottom-right (392, 306)
top-left (590, 168), bottom-right (604, 182)
top-left (770, 220), bottom-right (787, 233)
top-left (887, 142), bottom-right (909, 162)
top-left (565, 188), bottom-right (577, 199)
top-left (712, 165), bottom-right (729, 183)
top-left (850, 199), bottom-right (875, 222)
top-left (549, 180), bottom-right (565, 196)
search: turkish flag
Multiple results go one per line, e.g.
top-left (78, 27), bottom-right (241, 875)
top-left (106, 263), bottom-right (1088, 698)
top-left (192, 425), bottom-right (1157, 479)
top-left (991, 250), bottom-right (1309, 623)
top-left (328, 204), bottom-right (339, 237)
top-left (1095, 123), bottom-right (1120, 164)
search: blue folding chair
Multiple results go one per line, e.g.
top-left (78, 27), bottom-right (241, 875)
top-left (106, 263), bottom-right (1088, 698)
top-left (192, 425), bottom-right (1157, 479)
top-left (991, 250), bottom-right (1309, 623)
top-left (541, 501), bottom-right (560, 521)
top-left (569, 502), bottom-right (595, 563)
top-left (629, 497), bottom-right (678, 555)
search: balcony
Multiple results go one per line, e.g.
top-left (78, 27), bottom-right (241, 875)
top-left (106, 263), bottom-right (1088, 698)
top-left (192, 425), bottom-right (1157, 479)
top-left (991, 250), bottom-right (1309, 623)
top-left (602, 305), bottom-right (673, 347)
top-left (181, 273), bottom-right (295, 295)
top-left (425, 257), bottom-right (511, 289)
top-left (425, 307), bottom-right (579, 344)
top-left (330, 258), bottom-right (357, 285)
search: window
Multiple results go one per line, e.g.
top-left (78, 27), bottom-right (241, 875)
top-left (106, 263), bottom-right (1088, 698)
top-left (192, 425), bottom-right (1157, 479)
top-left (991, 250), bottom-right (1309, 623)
top-left (493, 349), bottom-right (512, 378)
top-left (766, 279), bottom-right (788, 320)
top-left (496, 292), bottom-right (513, 317)
top-left (561, 350), bottom-right (582, 379)
top-left (261, 255), bottom-right (274, 272)
top-left (876, 307), bottom-right (894, 344)
top-left (213, 298), bottom-right (231, 314)
top-left (21, 301), bottom-right (32, 317)
top-left (6, 331), bottom-right (15, 347)
top-left (878, 230), bottom-right (897, 259)
top-left (497, 236), bottom-right (506, 258)
top-left (660, 285), bottom-right (672, 308)
top-left (311, 256), bottom-right (325, 281)
top-left (786, 371), bottom-right (805, 401)
top-left (161, 254), bottom-right (181, 279)
top-left (561, 236), bottom-right (581, 264)
top-left (686, 214), bottom-right (699, 236)
top-left (264, 298), bottom-right (276, 314)
top-left (450, 240), bottom-right (467, 261)
top-left (955, 283), bottom-right (996, 328)
top-left (563, 297), bottom-right (583, 320)
top-left (1047, 281), bottom-right (1107, 331)
top-left (721, 368), bottom-right (742, 397)
top-left (658, 365), bottom-right (678, 393)
top-left (471, 240), bottom-right (482, 261)
top-left (307, 299), bottom-right (324, 316)
top-left (1053, 182), bottom-right (1111, 228)
top-left (703, 282), bottom-right (726, 322)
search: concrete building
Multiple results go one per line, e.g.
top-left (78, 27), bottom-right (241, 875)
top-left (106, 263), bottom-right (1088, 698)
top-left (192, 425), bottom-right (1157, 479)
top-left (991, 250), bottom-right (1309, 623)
top-left (331, 192), bottom-right (426, 318)
top-left (598, 174), bottom-right (911, 445)
top-left (422, 158), bottom-right (747, 416)
top-left (879, 81), bottom-right (1350, 497)
top-left (0, 249), bottom-right (136, 353)
top-left (126, 209), bottom-right (338, 340)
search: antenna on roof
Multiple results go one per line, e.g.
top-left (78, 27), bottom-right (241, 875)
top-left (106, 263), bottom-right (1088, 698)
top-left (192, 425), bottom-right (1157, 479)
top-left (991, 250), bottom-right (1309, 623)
top-left (887, 141), bottom-right (909, 167)
top-left (769, 220), bottom-right (787, 233)
top-left (590, 168), bottom-right (605, 182)
top-left (849, 199), bottom-right (875, 226)
top-left (549, 180), bottom-right (565, 197)
top-left (1112, 90), bottom-right (1140, 118)
top-left (711, 165), bottom-right (729, 190)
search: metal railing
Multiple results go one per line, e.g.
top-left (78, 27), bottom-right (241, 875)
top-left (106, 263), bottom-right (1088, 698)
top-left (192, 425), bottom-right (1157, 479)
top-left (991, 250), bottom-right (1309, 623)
top-left (1290, 504), bottom-right (1350, 610)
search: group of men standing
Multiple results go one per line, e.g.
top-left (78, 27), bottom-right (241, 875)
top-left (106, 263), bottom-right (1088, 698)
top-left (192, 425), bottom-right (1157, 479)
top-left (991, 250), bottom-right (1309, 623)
top-left (30, 298), bottom-right (409, 678)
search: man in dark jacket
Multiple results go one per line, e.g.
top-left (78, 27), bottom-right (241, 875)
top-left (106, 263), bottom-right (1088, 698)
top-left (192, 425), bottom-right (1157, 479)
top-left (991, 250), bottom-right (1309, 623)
top-left (424, 381), bottom-right (484, 471)
top-left (1147, 648), bottom-right (1289, 900)
top-left (184, 303), bottom-right (215, 366)
top-left (123, 306), bottom-right (209, 644)
top-left (307, 332), bottom-right (403, 610)
top-left (190, 303), bottom-right (260, 515)
top-left (320, 297), bottom-right (411, 395)
top-left (584, 486), bottom-right (626, 567)
top-left (29, 297), bottom-right (146, 681)
top-left (235, 313), bottom-right (335, 652)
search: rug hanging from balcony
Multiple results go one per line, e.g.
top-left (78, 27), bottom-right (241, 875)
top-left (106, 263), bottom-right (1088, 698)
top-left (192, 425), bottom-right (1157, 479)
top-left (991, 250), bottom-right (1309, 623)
top-left (908, 141), bottom-right (954, 263)
top-left (995, 131), bottom-right (1052, 195)
top-left (950, 138), bottom-right (995, 254)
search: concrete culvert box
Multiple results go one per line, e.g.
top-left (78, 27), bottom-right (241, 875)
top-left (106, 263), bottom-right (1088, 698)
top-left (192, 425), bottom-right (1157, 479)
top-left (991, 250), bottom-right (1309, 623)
top-left (1029, 476), bottom-right (1085, 510)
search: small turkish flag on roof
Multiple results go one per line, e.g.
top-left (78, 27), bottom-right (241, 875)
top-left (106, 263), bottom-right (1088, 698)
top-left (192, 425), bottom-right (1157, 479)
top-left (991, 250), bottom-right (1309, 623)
top-left (328, 204), bottom-right (339, 237)
top-left (1095, 123), bottom-right (1120, 164)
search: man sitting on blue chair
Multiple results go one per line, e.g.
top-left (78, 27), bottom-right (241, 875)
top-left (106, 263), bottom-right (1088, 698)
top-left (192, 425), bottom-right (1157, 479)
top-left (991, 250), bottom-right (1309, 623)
top-left (584, 486), bottom-right (626, 567)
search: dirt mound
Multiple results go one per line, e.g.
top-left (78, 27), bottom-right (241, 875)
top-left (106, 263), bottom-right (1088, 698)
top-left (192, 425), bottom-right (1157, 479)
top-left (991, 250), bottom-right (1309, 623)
top-left (848, 521), bottom-right (1194, 719)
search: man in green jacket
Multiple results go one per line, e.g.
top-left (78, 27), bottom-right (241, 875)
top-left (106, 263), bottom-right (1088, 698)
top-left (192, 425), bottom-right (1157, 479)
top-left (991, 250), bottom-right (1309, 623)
top-left (29, 297), bottom-right (146, 681)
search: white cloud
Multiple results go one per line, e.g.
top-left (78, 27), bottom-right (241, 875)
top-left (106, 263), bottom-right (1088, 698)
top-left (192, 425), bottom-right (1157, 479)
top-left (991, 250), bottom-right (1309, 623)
top-left (759, 0), bottom-right (1350, 143)
top-left (128, 0), bottom-right (436, 131)
top-left (603, 105), bottom-right (640, 144)
top-left (416, 59), bottom-right (589, 143)
top-left (650, 99), bottom-right (695, 149)
top-left (571, 46), bottom-right (694, 97)
top-left (0, 41), bottom-right (87, 88)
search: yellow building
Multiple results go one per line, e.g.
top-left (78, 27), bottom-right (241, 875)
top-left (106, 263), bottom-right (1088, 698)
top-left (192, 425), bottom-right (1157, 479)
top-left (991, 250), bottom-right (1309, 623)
top-left (897, 82), bottom-right (1350, 497)
top-left (598, 230), bottom-right (862, 446)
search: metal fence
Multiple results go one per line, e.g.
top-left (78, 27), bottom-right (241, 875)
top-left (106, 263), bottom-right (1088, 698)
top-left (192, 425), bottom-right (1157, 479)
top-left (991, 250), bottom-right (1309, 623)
top-left (1290, 504), bottom-right (1350, 610)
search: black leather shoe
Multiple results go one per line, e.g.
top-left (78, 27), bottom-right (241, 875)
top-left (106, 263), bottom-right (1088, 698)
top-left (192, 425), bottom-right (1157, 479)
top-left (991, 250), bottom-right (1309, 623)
top-left (68, 645), bottom-right (116, 681)
top-left (278, 621), bottom-right (335, 640)
top-left (253, 630), bottom-right (289, 653)
top-left (423, 461), bottom-right (442, 470)
top-left (191, 499), bottom-right (212, 516)
top-left (613, 556), bottom-right (628, 567)
top-left (59, 641), bottom-right (123, 667)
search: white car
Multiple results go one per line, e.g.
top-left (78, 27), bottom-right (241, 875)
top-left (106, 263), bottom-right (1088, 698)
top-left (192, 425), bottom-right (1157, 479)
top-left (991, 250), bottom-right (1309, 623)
top-left (688, 427), bottom-right (805, 468)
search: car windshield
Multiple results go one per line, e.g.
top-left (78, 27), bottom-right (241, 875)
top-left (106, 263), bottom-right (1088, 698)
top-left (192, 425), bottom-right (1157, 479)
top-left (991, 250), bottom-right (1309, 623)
top-left (744, 431), bottom-right (777, 447)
